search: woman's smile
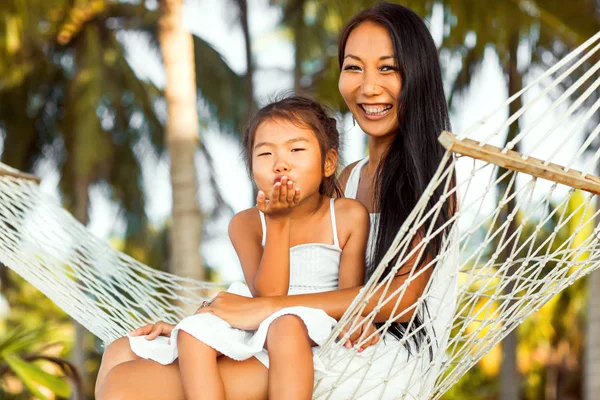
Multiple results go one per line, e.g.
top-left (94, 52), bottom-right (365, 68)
top-left (359, 103), bottom-right (394, 120)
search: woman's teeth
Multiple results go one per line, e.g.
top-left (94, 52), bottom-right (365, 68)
top-left (361, 105), bottom-right (392, 116)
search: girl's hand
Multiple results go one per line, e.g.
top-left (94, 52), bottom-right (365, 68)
top-left (257, 176), bottom-right (301, 218)
top-left (338, 316), bottom-right (380, 352)
top-left (195, 291), bottom-right (276, 330)
top-left (129, 321), bottom-right (175, 340)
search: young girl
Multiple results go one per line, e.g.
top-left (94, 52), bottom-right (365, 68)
top-left (125, 96), bottom-right (370, 400)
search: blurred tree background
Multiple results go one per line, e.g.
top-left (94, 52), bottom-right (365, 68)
top-left (0, 0), bottom-right (598, 398)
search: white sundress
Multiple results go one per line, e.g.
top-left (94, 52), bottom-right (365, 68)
top-left (129, 198), bottom-right (344, 367)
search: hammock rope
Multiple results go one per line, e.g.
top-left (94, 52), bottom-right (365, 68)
top-left (1, 30), bottom-right (599, 399)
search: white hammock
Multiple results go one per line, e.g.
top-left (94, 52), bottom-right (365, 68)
top-left (1, 31), bottom-right (599, 399)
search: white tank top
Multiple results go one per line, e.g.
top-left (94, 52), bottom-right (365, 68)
top-left (344, 157), bottom-right (379, 272)
top-left (258, 198), bottom-right (341, 295)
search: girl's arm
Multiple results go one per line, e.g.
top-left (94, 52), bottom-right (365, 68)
top-left (229, 179), bottom-right (300, 297)
top-left (336, 198), bottom-right (369, 289)
top-left (228, 209), bottom-right (291, 297)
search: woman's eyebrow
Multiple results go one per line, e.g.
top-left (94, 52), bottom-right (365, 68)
top-left (344, 54), bottom-right (395, 61)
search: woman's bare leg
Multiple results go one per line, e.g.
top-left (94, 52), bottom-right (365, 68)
top-left (95, 337), bottom-right (140, 398)
top-left (178, 331), bottom-right (224, 399)
top-left (97, 354), bottom-right (268, 400)
top-left (265, 315), bottom-right (313, 400)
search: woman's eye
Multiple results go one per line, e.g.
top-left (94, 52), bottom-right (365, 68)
top-left (343, 65), bottom-right (361, 71)
top-left (291, 148), bottom-right (306, 153)
top-left (380, 65), bottom-right (397, 72)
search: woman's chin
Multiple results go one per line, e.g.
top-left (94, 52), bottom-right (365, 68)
top-left (358, 123), bottom-right (398, 139)
top-left (356, 116), bottom-right (398, 138)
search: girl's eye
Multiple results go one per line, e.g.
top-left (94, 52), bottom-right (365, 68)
top-left (291, 148), bottom-right (306, 153)
top-left (257, 152), bottom-right (271, 157)
top-left (343, 64), bottom-right (361, 71)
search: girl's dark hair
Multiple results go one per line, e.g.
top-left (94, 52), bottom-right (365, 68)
top-left (338, 2), bottom-right (456, 355)
top-left (243, 95), bottom-right (342, 198)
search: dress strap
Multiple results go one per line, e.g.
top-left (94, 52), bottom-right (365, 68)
top-left (344, 156), bottom-right (370, 199)
top-left (329, 198), bottom-right (340, 248)
top-left (258, 210), bottom-right (267, 247)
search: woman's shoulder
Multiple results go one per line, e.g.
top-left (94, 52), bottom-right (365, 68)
top-left (337, 160), bottom-right (361, 192)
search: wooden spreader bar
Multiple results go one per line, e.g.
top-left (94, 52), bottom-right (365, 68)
top-left (439, 131), bottom-right (600, 196)
top-left (0, 169), bottom-right (41, 184)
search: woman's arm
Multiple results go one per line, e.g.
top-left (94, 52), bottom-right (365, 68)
top-left (201, 240), bottom-right (431, 330)
top-left (277, 230), bottom-right (433, 323)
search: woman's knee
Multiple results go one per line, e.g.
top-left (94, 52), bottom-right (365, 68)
top-left (266, 315), bottom-right (310, 349)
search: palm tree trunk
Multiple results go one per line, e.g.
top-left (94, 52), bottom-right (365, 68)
top-left (499, 29), bottom-right (523, 400)
top-left (71, 174), bottom-right (89, 399)
top-left (158, 0), bottom-right (204, 281)
top-left (292, 0), bottom-right (306, 94)
top-left (236, 0), bottom-right (256, 119)
top-left (585, 215), bottom-right (600, 399)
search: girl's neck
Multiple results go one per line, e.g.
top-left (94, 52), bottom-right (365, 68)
top-left (289, 192), bottom-right (327, 220)
top-left (366, 134), bottom-right (395, 174)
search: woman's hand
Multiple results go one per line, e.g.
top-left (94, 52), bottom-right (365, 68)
top-left (338, 315), bottom-right (380, 352)
top-left (129, 321), bottom-right (175, 340)
top-left (257, 176), bottom-right (301, 218)
top-left (196, 291), bottom-right (277, 330)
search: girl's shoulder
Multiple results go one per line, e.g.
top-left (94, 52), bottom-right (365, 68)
top-left (333, 197), bottom-right (369, 225)
top-left (228, 207), bottom-right (262, 241)
top-left (331, 198), bottom-right (369, 250)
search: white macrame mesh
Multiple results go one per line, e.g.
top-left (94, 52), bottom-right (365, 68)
top-left (0, 31), bottom-right (599, 399)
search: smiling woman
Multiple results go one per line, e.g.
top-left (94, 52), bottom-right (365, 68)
top-left (339, 21), bottom-right (402, 137)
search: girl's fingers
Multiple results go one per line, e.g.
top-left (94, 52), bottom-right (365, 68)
top-left (278, 178), bottom-right (288, 203)
top-left (293, 188), bottom-right (301, 205)
top-left (256, 191), bottom-right (266, 211)
top-left (286, 181), bottom-right (295, 203)
top-left (271, 182), bottom-right (281, 206)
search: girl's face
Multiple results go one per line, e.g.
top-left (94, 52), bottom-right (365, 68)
top-left (339, 21), bottom-right (402, 139)
top-left (251, 118), bottom-right (336, 201)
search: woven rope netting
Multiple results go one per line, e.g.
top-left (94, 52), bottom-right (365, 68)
top-left (1, 31), bottom-right (599, 399)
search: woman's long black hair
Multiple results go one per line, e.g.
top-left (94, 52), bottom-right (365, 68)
top-left (338, 2), bottom-right (456, 354)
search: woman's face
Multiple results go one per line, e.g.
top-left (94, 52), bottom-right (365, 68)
top-left (339, 21), bottom-right (402, 138)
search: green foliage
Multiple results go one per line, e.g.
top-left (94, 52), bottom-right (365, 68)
top-left (0, 325), bottom-right (80, 399)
